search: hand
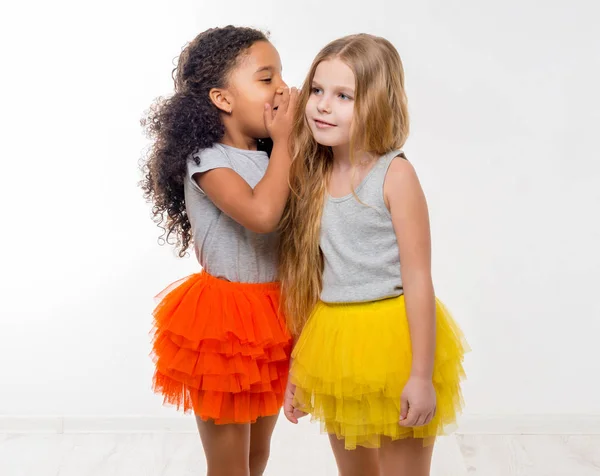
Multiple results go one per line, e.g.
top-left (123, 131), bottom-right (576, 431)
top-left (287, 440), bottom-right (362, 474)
top-left (264, 87), bottom-right (299, 144)
top-left (399, 376), bottom-right (436, 427)
top-left (283, 380), bottom-right (307, 424)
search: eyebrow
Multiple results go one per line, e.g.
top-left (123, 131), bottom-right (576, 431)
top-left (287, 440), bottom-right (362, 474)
top-left (255, 65), bottom-right (282, 74)
top-left (312, 80), bottom-right (354, 94)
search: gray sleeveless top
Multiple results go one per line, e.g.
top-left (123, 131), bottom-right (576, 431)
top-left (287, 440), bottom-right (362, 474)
top-left (320, 150), bottom-right (406, 303)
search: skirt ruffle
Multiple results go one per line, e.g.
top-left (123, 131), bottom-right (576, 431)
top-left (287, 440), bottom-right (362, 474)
top-left (151, 272), bottom-right (292, 424)
top-left (290, 296), bottom-right (468, 449)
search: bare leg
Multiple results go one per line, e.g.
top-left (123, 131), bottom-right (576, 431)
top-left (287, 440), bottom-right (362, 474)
top-left (378, 437), bottom-right (434, 476)
top-left (196, 417), bottom-right (251, 476)
top-left (328, 433), bottom-right (380, 476)
top-left (249, 414), bottom-right (279, 476)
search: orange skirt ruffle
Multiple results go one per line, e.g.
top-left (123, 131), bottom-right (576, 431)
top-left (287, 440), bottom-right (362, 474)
top-left (151, 271), bottom-right (292, 424)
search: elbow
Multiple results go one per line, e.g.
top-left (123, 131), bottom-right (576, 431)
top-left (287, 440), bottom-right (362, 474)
top-left (249, 207), bottom-right (280, 234)
top-left (402, 270), bottom-right (434, 292)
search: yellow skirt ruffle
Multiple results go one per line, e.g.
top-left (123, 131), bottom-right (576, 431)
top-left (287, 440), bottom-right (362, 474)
top-left (290, 295), bottom-right (468, 450)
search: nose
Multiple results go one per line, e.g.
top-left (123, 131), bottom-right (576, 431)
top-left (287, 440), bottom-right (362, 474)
top-left (317, 96), bottom-right (331, 114)
top-left (275, 77), bottom-right (288, 94)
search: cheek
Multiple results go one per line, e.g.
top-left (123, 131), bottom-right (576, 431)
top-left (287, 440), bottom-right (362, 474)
top-left (305, 97), bottom-right (315, 116)
top-left (261, 86), bottom-right (276, 104)
top-left (250, 91), bottom-right (271, 109)
top-left (341, 105), bottom-right (355, 127)
top-left (241, 85), bottom-right (272, 109)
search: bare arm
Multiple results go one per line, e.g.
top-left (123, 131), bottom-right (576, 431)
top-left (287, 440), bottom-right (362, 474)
top-left (384, 157), bottom-right (436, 380)
top-left (196, 88), bottom-right (298, 234)
top-left (196, 140), bottom-right (292, 233)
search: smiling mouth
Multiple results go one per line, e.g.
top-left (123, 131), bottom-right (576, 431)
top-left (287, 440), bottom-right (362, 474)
top-left (314, 119), bottom-right (336, 127)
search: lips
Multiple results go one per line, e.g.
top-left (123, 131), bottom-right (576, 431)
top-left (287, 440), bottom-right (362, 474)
top-left (314, 118), bottom-right (336, 128)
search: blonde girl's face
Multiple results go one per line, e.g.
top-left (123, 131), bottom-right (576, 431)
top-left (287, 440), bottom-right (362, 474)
top-left (305, 58), bottom-right (355, 147)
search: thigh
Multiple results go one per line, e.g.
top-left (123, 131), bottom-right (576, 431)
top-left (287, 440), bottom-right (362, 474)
top-left (378, 437), bottom-right (434, 476)
top-left (328, 433), bottom-right (380, 476)
top-left (196, 417), bottom-right (251, 476)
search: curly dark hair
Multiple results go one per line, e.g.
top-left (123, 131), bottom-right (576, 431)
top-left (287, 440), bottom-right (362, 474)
top-left (140, 26), bottom-right (271, 256)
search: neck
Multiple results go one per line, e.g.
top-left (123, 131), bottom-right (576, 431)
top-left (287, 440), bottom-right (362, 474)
top-left (332, 143), bottom-right (375, 169)
top-left (221, 120), bottom-right (258, 151)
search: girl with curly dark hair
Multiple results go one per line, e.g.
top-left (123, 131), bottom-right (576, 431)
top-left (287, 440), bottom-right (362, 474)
top-left (140, 25), bottom-right (298, 475)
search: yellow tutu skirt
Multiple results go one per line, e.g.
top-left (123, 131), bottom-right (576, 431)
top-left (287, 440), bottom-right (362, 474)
top-left (290, 295), bottom-right (467, 450)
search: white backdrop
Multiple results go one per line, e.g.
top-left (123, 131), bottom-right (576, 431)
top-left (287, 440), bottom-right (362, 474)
top-left (1, 0), bottom-right (599, 425)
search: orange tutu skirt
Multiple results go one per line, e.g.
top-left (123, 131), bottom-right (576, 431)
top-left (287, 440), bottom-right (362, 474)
top-left (151, 271), bottom-right (292, 424)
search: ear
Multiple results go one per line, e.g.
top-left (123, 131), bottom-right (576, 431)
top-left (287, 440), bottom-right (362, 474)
top-left (209, 88), bottom-right (233, 114)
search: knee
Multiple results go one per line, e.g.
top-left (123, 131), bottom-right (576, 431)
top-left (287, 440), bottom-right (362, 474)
top-left (339, 466), bottom-right (380, 476)
top-left (207, 462), bottom-right (249, 476)
top-left (206, 459), bottom-right (249, 476)
top-left (249, 447), bottom-right (271, 476)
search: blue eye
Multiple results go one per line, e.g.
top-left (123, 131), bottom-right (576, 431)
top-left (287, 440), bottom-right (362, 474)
top-left (311, 87), bottom-right (322, 95)
top-left (339, 93), bottom-right (352, 100)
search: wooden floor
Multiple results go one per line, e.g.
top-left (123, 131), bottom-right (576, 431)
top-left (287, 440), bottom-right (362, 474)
top-left (1, 426), bottom-right (599, 475)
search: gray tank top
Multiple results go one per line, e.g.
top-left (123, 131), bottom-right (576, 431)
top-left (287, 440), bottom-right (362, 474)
top-left (320, 150), bottom-right (406, 303)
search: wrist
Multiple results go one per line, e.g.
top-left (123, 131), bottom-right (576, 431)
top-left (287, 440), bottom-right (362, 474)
top-left (409, 369), bottom-right (433, 381)
top-left (271, 137), bottom-right (290, 150)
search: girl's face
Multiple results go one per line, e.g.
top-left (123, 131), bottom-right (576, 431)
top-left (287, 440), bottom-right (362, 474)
top-left (305, 58), bottom-right (355, 148)
top-left (227, 41), bottom-right (287, 139)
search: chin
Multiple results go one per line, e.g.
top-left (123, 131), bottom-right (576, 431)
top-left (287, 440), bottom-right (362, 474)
top-left (311, 131), bottom-right (344, 147)
top-left (315, 139), bottom-right (339, 147)
top-left (253, 129), bottom-right (270, 141)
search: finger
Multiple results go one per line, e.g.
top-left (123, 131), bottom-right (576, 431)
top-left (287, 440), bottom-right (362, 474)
top-left (287, 414), bottom-right (298, 424)
top-left (408, 409), bottom-right (421, 427)
top-left (263, 103), bottom-right (273, 130)
top-left (414, 412), bottom-right (426, 427)
top-left (423, 410), bottom-right (434, 426)
top-left (428, 405), bottom-right (436, 422)
top-left (399, 395), bottom-right (409, 422)
top-left (285, 88), bottom-right (299, 119)
top-left (284, 403), bottom-right (298, 424)
top-left (400, 407), bottom-right (418, 427)
top-left (286, 87), bottom-right (299, 116)
top-left (279, 87), bottom-right (291, 114)
top-left (293, 408), bottom-right (307, 420)
top-left (285, 413), bottom-right (298, 424)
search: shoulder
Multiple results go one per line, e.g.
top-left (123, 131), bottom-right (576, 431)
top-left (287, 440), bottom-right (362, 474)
top-left (190, 144), bottom-right (230, 164)
top-left (383, 154), bottom-right (425, 209)
top-left (384, 153), bottom-right (418, 188)
top-left (188, 144), bottom-right (234, 175)
top-left (386, 152), bottom-right (417, 180)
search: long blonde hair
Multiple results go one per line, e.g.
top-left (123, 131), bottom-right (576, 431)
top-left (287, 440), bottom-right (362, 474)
top-left (278, 34), bottom-right (410, 335)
